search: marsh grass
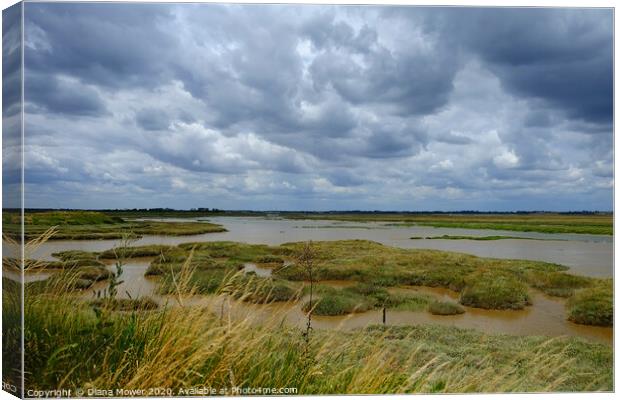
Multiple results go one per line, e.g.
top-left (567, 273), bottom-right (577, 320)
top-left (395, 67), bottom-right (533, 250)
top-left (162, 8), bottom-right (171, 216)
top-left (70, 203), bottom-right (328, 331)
top-left (427, 300), bottom-right (465, 315)
top-left (410, 235), bottom-right (561, 241)
top-left (139, 240), bottom-right (610, 324)
top-left (524, 270), bottom-right (593, 298)
top-left (459, 269), bottom-right (531, 310)
top-left (4, 210), bottom-right (226, 241)
top-left (284, 212), bottom-right (612, 235)
top-left (90, 297), bottom-right (159, 311)
top-left (567, 281), bottom-right (613, 327)
top-left (10, 231), bottom-right (614, 393)
top-left (302, 284), bottom-right (439, 315)
top-left (98, 245), bottom-right (186, 259)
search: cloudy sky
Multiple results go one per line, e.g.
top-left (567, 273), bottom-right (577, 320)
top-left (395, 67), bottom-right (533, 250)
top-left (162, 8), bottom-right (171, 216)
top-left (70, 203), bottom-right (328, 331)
top-left (10, 3), bottom-right (614, 211)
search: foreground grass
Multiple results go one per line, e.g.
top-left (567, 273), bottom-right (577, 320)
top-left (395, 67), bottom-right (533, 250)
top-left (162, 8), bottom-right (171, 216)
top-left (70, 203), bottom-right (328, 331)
top-left (12, 279), bottom-right (612, 394)
top-left (284, 212), bottom-right (612, 235)
top-left (4, 210), bottom-right (226, 240)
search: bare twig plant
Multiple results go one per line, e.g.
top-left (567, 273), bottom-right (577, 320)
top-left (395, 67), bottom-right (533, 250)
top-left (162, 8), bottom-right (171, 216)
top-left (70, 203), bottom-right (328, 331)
top-left (296, 241), bottom-right (317, 350)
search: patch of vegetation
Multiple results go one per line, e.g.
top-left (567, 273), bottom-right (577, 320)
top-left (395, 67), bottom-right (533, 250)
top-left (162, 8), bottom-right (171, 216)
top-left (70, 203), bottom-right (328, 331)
top-left (459, 270), bottom-right (531, 310)
top-left (4, 210), bottom-right (226, 240)
top-left (273, 240), bottom-right (565, 296)
top-left (302, 284), bottom-right (435, 315)
top-left (302, 285), bottom-right (374, 316)
top-left (24, 265), bottom-right (113, 292)
top-left (10, 257), bottom-right (104, 271)
top-left (90, 297), bottom-right (159, 311)
top-left (411, 235), bottom-right (561, 241)
top-left (283, 212), bottom-right (612, 235)
top-left (98, 245), bottom-right (185, 259)
top-left (151, 246), bottom-right (298, 305)
top-left (427, 300), bottom-right (465, 315)
top-left (178, 241), bottom-right (291, 262)
top-left (567, 281), bottom-right (613, 327)
top-left (75, 265), bottom-right (112, 282)
top-left (524, 270), bottom-right (593, 298)
top-left (51, 250), bottom-right (99, 262)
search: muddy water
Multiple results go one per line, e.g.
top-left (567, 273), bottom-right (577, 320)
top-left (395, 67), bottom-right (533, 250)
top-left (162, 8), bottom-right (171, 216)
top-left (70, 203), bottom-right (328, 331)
top-left (243, 263), bottom-right (273, 277)
top-left (151, 284), bottom-right (612, 345)
top-left (22, 217), bottom-right (612, 277)
top-left (83, 258), bottom-right (160, 300)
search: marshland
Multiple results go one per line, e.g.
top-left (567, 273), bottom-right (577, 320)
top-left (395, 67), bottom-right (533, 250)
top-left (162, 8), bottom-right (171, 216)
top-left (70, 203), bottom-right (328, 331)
top-left (2, 210), bottom-right (613, 394)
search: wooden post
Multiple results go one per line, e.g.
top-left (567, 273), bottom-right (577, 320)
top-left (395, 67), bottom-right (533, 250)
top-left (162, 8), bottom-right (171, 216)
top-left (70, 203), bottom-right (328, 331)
top-left (382, 306), bottom-right (386, 325)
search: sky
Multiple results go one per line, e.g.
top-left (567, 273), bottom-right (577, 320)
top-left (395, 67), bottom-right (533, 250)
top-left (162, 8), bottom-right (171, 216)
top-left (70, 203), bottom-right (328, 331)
top-left (4, 3), bottom-right (614, 211)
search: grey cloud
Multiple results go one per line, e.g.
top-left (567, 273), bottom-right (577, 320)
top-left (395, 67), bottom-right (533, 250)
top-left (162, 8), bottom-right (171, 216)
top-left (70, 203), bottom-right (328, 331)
top-left (136, 108), bottom-right (170, 131)
top-left (25, 3), bottom-right (176, 89)
top-left (434, 131), bottom-right (474, 145)
top-left (455, 8), bottom-right (612, 125)
top-left (17, 4), bottom-right (613, 211)
top-left (26, 73), bottom-right (108, 116)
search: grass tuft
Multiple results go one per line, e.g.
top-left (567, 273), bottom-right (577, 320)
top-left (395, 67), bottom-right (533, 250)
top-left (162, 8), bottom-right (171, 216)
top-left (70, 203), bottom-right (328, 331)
top-left (567, 281), bottom-right (613, 327)
top-left (427, 300), bottom-right (465, 315)
top-left (459, 270), bottom-right (531, 310)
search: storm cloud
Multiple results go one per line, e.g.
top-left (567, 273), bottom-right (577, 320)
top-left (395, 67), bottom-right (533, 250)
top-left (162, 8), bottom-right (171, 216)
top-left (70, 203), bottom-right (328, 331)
top-left (17, 3), bottom-right (613, 211)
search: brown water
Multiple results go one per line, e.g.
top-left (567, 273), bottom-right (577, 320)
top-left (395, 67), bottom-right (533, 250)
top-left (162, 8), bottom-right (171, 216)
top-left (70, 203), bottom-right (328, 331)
top-left (20, 217), bottom-right (613, 277)
top-left (152, 286), bottom-right (612, 345)
top-left (83, 258), bottom-right (160, 300)
top-left (242, 263), bottom-right (273, 277)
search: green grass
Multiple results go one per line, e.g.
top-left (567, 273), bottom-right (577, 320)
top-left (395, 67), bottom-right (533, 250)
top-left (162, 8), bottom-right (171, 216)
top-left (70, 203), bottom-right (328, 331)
top-left (459, 269), bottom-right (531, 310)
top-left (4, 210), bottom-right (226, 240)
top-left (523, 270), bottom-right (593, 298)
top-left (154, 255), bottom-right (298, 304)
top-left (7, 256), bottom-right (105, 271)
top-left (2, 278), bottom-right (22, 393)
top-left (98, 245), bottom-right (185, 259)
top-left (22, 266), bottom-right (113, 292)
top-left (303, 287), bottom-right (374, 316)
top-left (567, 281), bottom-right (613, 327)
top-left (301, 284), bottom-right (437, 316)
top-left (51, 250), bottom-right (100, 262)
top-left (283, 212), bottom-right (612, 235)
top-left (427, 300), bottom-right (465, 315)
top-left (411, 235), bottom-right (562, 241)
top-left (90, 297), bottom-right (159, 311)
